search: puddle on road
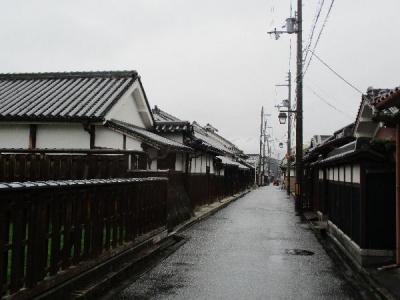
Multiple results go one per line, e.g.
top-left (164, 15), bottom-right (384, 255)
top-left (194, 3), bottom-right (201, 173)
top-left (285, 249), bottom-right (315, 256)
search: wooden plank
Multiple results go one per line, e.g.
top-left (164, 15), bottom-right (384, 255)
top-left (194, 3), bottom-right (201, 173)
top-left (61, 192), bottom-right (72, 269)
top-left (49, 193), bottom-right (61, 276)
top-left (9, 193), bottom-right (25, 293)
top-left (0, 194), bottom-right (10, 295)
top-left (111, 186), bottom-right (118, 249)
top-left (72, 189), bottom-right (83, 263)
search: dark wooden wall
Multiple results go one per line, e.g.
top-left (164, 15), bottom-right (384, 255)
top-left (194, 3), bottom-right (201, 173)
top-left (0, 178), bottom-right (168, 299)
top-left (305, 162), bottom-right (395, 250)
top-left (0, 152), bottom-right (149, 182)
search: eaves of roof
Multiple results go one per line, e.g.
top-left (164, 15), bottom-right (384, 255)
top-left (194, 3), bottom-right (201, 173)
top-left (311, 149), bottom-right (385, 167)
top-left (188, 139), bottom-right (223, 155)
top-left (304, 135), bottom-right (355, 163)
top-left (106, 119), bottom-right (192, 152)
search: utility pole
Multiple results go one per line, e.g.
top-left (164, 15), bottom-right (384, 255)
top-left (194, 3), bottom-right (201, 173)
top-left (276, 71), bottom-right (292, 196)
top-left (259, 106), bottom-right (264, 186)
top-left (287, 71), bottom-right (292, 196)
top-left (267, 1), bottom-right (303, 207)
top-left (262, 120), bottom-right (267, 185)
top-left (267, 137), bottom-right (271, 181)
top-left (295, 0), bottom-right (303, 211)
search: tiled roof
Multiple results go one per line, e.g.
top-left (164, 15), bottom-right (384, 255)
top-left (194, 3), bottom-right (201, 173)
top-left (152, 105), bottom-right (182, 122)
top-left (0, 71), bottom-right (138, 121)
top-left (152, 106), bottom-right (193, 134)
top-left (313, 137), bottom-right (384, 166)
top-left (106, 119), bottom-right (192, 151)
top-left (154, 121), bottom-right (192, 133)
top-left (152, 106), bottom-right (243, 155)
top-left (304, 123), bottom-right (355, 163)
top-left (371, 86), bottom-right (400, 108)
top-left (216, 156), bottom-right (249, 169)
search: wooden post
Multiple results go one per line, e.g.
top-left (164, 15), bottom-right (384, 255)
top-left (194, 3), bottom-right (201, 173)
top-left (29, 124), bottom-right (37, 149)
top-left (295, 0), bottom-right (304, 210)
top-left (396, 124), bottom-right (400, 265)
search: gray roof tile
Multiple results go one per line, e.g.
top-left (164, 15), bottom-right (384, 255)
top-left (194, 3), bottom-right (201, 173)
top-left (0, 71), bottom-right (138, 121)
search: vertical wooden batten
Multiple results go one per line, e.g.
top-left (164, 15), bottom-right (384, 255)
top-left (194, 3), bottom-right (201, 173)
top-left (29, 124), bottom-right (37, 149)
top-left (89, 125), bottom-right (95, 149)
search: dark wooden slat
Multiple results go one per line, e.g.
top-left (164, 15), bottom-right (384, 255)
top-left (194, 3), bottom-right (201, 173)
top-left (49, 193), bottom-right (61, 276)
top-left (9, 194), bottom-right (25, 293)
top-left (61, 193), bottom-right (72, 269)
top-left (0, 195), bottom-right (10, 295)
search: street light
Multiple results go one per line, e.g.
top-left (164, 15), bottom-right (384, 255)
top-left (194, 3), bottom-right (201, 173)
top-left (268, 0), bottom-right (304, 211)
top-left (278, 112), bottom-right (288, 124)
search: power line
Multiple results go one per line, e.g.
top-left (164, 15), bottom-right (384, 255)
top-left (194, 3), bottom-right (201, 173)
top-left (303, 0), bottom-right (325, 64)
top-left (307, 50), bottom-right (363, 94)
top-left (304, 0), bottom-right (336, 75)
top-left (305, 84), bottom-right (354, 120)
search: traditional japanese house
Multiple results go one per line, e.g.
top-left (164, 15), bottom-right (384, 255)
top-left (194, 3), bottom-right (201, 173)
top-left (152, 106), bottom-right (253, 205)
top-left (368, 86), bottom-right (400, 265)
top-left (303, 89), bottom-right (396, 267)
top-left (0, 71), bottom-right (191, 181)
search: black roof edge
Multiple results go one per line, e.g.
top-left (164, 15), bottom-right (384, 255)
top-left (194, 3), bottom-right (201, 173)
top-left (0, 116), bottom-right (104, 123)
top-left (0, 70), bottom-right (138, 81)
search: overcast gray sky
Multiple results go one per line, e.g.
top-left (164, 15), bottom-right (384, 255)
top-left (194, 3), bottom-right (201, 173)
top-left (1, 0), bottom-right (399, 158)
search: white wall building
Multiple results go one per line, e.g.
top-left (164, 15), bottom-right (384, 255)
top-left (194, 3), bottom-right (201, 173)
top-left (0, 71), bottom-right (191, 170)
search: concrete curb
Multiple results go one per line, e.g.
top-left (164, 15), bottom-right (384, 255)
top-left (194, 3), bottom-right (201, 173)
top-left (170, 189), bottom-right (253, 235)
top-left (306, 214), bottom-right (395, 300)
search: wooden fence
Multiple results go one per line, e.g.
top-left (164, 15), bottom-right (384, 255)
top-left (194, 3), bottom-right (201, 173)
top-left (129, 169), bottom-right (252, 226)
top-left (0, 177), bottom-right (167, 298)
top-left (0, 149), bottom-right (148, 182)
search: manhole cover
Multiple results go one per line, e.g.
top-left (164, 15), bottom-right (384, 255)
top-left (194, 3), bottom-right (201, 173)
top-left (285, 249), bottom-right (314, 256)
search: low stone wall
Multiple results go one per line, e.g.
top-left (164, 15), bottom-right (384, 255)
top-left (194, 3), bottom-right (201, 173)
top-left (327, 220), bottom-right (394, 267)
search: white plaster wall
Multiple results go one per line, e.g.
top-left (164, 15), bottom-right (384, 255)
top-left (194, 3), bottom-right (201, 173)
top-left (319, 169), bottom-right (324, 180)
top-left (126, 136), bottom-right (142, 151)
top-left (334, 167), bottom-right (338, 181)
top-left (190, 154), bottom-right (212, 174)
top-left (202, 155), bottom-right (207, 173)
top-left (105, 81), bottom-right (153, 129)
top-left (95, 127), bottom-right (123, 149)
top-left (163, 133), bottom-right (183, 144)
top-left (353, 164), bottom-right (360, 183)
top-left (197, 156), bottom-right (203, 173)
top-left (149, 159), bottom-right (157, 170)
top-left (345, 165), bottom-right (352, 183)
top-left (0, 124), bottom-right (29, 148)
top-left (175, 152), bottom-right (185, 172)
top-left (339, 166), bottom-right (345, 182)
top-left (328, 168), bottom-right (333, 181)
top-left (36, 124), bottom-right (89, 149)
top-left (146, 148), bottom-right (158, 170)
top-left (209, 155), bottom-right (215, 174)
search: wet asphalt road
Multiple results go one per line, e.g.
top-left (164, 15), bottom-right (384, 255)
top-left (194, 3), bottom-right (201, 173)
top-left (117, 186), bottom-right (357, 299)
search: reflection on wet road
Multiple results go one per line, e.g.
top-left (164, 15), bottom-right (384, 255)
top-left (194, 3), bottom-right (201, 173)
top-left (117, 186), bottom-right (357, 299)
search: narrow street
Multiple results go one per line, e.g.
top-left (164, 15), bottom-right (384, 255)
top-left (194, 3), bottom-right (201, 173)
top-left (116, 186), bottom-right (358, 299)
